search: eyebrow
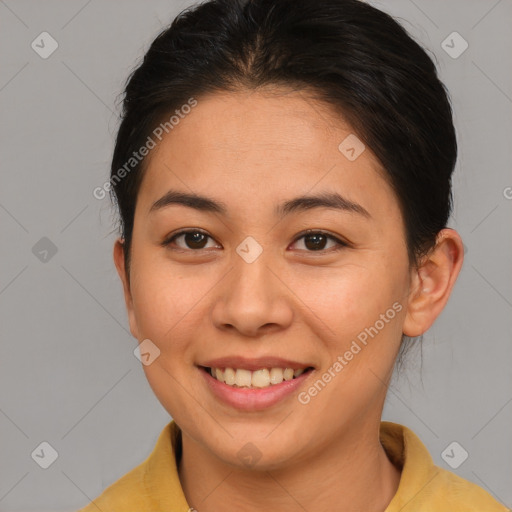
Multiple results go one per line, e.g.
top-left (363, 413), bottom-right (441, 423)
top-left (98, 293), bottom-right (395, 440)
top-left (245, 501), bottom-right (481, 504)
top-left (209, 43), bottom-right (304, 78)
top-left (149, 189), bottom-right (371, 219)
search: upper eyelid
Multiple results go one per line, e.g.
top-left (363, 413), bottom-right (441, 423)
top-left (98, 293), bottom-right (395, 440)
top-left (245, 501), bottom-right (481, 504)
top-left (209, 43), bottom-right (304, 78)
top-left (163, 228), bottom-right (214, 244)
top-left (163, 228), bottom-right (348, 249)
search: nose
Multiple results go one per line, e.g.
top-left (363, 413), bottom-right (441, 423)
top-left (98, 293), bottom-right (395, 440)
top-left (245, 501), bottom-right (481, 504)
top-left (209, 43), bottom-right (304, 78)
top-left (211, 248), bottom-right (294, 338)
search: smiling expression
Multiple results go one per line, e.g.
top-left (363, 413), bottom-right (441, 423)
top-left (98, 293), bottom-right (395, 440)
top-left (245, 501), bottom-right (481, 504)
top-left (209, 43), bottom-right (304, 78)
top-left (115, 87), bottom-right (413, 468)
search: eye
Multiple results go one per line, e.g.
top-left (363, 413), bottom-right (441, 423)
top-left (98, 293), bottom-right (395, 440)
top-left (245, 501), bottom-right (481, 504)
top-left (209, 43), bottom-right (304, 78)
top-left (161, 228), bottom-right (348, 253)
top-left (290, 230), bottom-right (348, 252)
top-left (162, 229), bottom-right (220, 251)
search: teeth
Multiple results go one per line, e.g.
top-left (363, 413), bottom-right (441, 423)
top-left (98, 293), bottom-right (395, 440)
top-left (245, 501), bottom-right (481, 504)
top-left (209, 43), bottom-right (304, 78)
top-left (283, 368), bottom-right (294, 381)
top-left (215, 368), bottom-right (224, 383)
top-left (224, 367), bottom-right (236, 385)
top-left (235, 369), bottom-right (252, 387)
top-left (209, 366), bottom-right (309, 389)
top-left (269, 368), bottom-right (284, 385)
top-left (251, 369), bottom-right (270, 388)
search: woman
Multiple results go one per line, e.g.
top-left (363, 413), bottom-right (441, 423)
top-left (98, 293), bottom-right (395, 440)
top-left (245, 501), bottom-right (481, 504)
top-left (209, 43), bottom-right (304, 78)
top-left (79, 0), bottom-right (508, 510)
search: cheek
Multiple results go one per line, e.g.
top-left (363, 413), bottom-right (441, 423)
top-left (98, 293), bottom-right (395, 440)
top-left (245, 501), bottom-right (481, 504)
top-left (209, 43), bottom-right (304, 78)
top-left (129, 250), bottom-right (189, 343)
top-left (129, 248), bottom-right (222, 357)
top-left (287, 259), bottom-right (406, 345)
top-left (128, 252), bottom-right (210, 413)
top-left (129, 230), bottom-right (409, 356)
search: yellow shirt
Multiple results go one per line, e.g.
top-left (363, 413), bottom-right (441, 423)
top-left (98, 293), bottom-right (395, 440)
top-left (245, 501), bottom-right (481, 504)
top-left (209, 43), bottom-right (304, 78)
top-left (77, 420), bottom-right (508, 511)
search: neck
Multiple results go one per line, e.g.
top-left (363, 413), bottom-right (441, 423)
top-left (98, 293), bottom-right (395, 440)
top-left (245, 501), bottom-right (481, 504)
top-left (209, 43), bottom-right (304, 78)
top-left (178, 419), bottom-right (401, 512)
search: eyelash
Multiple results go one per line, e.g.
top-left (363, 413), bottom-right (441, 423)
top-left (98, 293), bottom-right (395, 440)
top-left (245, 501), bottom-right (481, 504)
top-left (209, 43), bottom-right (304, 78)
top-left (161, 228), bottom-right (349, 253)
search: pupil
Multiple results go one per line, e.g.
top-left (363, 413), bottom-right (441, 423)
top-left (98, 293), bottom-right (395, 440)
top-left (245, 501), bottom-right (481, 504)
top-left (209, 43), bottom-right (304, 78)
top-left (186, 232), bottom-right (207, 249)
top-left (305, 233), bottom-right (326, 251)
top-left (183, 233), bottom-right (327, 250)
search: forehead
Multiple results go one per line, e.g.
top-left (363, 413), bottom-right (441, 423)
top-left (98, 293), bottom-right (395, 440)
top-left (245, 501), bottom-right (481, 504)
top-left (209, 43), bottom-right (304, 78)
top-left (136, 88), bottom-right (397, 221)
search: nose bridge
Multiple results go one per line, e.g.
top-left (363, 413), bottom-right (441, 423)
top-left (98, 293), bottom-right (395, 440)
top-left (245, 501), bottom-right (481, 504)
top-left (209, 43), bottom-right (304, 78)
top-left (233, 242), bottom-right (271, 294)
top-left (211, 236), bottom-right (292, 335)
top-left (231, 235), bottom-right (277, 305)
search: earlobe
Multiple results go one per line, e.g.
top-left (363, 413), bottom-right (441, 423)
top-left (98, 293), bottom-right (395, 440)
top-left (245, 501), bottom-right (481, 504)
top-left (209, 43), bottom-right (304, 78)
top-left (402, 229), bottom-right (464, 337)
top-left (113, 238), bottom-right (140, 340)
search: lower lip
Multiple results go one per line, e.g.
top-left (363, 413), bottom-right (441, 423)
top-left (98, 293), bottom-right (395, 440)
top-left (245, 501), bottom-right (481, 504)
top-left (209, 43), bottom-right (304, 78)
top-left (200, 367), bottom-right (314, 412)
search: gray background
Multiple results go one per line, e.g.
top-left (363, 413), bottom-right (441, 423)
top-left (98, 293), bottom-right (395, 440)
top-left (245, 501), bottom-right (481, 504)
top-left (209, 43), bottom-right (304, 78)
top-left (0, 0), bottom-right (511, 510)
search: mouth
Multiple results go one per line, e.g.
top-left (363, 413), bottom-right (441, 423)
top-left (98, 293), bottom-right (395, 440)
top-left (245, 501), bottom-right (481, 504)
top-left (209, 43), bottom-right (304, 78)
top-left (199, 365), bottom-right (315, 390)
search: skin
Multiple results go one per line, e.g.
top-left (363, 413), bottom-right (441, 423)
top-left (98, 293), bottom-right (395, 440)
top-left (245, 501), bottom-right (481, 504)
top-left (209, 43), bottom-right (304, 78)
top-left (113, 87), bottom-right (464, 511)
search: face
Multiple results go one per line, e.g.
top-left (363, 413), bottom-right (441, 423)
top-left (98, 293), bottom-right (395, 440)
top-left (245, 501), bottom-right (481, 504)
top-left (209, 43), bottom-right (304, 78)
top-left (115, 88), bottom-right (421, 469)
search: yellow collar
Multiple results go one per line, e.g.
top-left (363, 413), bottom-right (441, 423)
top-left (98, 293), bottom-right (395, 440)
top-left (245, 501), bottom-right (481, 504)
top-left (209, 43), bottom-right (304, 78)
top-left (84, 419), bottom-right (507, 511)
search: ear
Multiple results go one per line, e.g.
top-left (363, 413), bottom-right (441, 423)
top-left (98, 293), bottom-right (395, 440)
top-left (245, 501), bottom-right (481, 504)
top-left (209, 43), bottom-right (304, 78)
top-left (402, 228), bottom-right (464, 337)
top-left (113, 238), bottom-right (140, 340)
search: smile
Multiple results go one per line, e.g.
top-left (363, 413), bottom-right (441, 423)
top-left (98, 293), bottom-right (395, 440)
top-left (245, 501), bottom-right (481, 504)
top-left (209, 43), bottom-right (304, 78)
top-left (204, 366), bottom-right (314, 389)
top-left (198, 362), bottom-right (316, 411)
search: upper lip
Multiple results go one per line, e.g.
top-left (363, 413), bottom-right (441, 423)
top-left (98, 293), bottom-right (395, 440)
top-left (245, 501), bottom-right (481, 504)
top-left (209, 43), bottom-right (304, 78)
top-left (199, 356), bottom-right (314, 372)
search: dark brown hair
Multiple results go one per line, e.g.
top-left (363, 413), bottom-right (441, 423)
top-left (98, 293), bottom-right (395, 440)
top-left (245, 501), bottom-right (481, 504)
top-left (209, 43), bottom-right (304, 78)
top-left (109, 0), bottom-right (457, 364)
